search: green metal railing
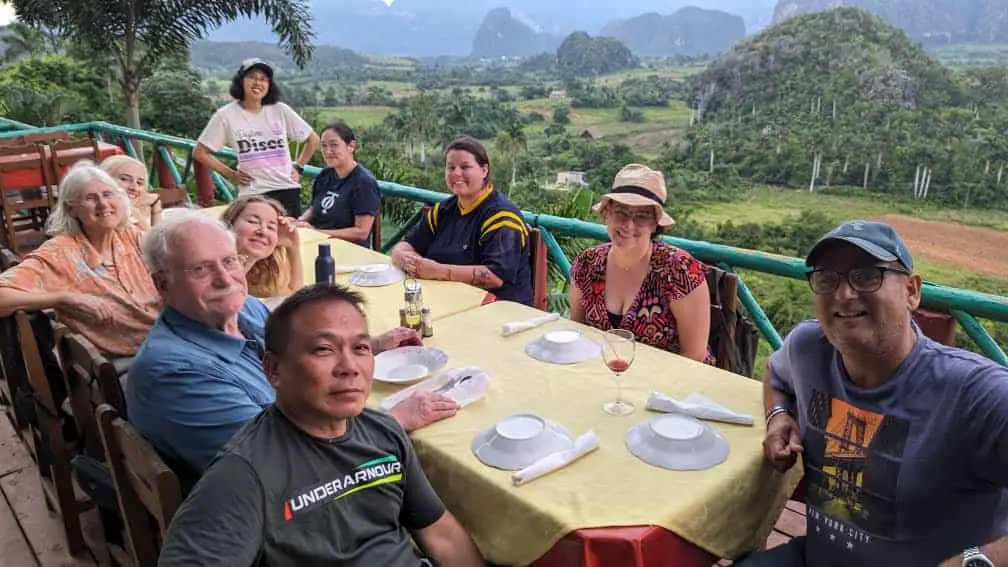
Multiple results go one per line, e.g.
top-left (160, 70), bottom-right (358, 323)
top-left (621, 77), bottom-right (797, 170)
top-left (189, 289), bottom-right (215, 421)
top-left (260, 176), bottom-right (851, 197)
top-left (2, 119), bottom-right (1006, 365)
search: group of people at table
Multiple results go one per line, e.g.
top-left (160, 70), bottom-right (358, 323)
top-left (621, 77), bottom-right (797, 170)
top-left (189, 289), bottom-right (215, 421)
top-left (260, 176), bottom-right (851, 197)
top-left (0, 57), bottom-right (1004, 567)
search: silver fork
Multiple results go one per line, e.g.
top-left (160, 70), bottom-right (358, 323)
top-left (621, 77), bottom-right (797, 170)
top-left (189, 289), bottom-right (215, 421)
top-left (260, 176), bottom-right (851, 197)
top-left (433, 375), bottom-right (472, 394)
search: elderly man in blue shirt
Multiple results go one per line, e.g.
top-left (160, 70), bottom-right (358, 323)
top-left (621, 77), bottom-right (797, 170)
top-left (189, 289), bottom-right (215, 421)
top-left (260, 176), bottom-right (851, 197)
top-left (127, 211), bottom-right (458, 474)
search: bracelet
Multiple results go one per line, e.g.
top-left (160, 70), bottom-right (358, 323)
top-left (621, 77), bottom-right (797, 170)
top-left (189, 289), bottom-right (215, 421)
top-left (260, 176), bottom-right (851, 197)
top-left (765, 406), bottom-right (791, 427)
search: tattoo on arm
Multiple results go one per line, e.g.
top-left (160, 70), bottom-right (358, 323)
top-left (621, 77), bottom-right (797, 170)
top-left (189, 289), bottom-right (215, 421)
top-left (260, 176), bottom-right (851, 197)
top-left (473, 268), bottom-right (491, 288)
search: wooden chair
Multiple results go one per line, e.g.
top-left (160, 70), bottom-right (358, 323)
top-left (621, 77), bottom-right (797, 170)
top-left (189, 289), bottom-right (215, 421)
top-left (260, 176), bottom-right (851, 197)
top-left (14, 310), bottom-right (93, 556)
top-left (706, 267), bottom-right (759, 376)
top-left (0, 132), bottom-right (71, 147)
top-left (528, 227), bottom-right (548, 311)
top-left (0, 248), bottom-right (32, 433)
top-left (0, 144), bottom-right (54, 254)
top-left (49, 137), bottom-right (101, 183)
top-left (97, 403), bottom-right (182, 567)
top-left (59, 332), bottom-right (124, 461)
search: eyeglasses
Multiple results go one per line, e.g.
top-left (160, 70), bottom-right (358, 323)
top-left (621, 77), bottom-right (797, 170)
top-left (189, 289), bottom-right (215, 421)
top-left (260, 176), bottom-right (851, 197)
top-left (608, 208), bottom-right (656, 225)
top-left (320, 142), bottom-right (346, 151)
top-left (806, 267), bottom-right (909, 295)
top-left (182, 255), bottom-right (246, 280)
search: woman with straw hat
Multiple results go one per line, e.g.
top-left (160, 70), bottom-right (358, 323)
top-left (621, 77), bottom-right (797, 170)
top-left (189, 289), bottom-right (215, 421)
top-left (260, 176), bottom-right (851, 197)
top-left (569, 164), bottom-right (713, 363)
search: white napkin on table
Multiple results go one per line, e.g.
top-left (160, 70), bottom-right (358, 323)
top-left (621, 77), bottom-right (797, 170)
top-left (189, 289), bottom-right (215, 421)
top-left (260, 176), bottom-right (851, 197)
top-left (512, 431), bottom-right (600, 486)
top-left (379, 367), bottom-right (490, 412)
top-left (501, 312), bottom-right (560, 337)
top-left (333, 264), bottom-right (379, 274)
top-left (646, 391), bottom-right (754, 426)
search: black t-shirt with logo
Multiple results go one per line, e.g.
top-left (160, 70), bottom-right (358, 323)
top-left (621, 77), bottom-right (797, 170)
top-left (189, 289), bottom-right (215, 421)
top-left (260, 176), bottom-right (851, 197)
top-left (157, 406), bottom-right (445, 567)
top-left (309, 164), bottom-right (380, 247)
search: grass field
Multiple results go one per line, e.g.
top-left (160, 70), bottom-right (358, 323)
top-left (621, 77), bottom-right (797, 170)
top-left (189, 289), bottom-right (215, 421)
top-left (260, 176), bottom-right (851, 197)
top-left (686, 186), bottom-right (1008, 290)
top-left (312, 106), bottom-right (397, 129)
top-left (686, 186), bottom-right (1008, 231)
top-left (513, 98), bottom-right (690, 156)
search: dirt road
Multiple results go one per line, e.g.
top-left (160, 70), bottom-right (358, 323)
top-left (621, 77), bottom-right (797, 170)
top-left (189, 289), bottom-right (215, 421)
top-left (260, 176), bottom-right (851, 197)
top-left (873, 215), bottom-right (1008, 278)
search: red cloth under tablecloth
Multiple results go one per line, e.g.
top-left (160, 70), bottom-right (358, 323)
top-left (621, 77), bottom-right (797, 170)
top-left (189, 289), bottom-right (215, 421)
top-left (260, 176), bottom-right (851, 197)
top-left (532, 526), bottom-right (719, 567)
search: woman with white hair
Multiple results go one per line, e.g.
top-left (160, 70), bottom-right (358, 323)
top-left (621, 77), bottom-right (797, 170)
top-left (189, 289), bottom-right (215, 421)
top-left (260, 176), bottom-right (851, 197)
top-left (0, 161), bottom-right (161, 364)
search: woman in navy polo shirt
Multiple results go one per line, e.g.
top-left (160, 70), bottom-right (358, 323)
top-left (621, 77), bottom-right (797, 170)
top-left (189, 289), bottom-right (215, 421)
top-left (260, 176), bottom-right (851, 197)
top-left (297, 121), bottom-right (380, 247)
top-left (390, 136), bottom-right (532, 305)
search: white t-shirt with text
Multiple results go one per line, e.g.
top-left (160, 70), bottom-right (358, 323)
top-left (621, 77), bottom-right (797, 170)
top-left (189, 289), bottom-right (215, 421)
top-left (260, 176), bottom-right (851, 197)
top-left (198, 101), bottom-right (313, 196)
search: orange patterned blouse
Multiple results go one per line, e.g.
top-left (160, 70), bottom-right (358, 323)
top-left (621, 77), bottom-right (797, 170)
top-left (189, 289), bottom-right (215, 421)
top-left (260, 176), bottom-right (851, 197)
top-left (0, 228), bottom-right (161, 355)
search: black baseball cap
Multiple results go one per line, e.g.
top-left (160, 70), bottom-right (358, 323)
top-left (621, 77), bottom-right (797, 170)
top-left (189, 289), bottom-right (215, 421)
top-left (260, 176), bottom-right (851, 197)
top-left (806, 220), bottom-right (914, 271)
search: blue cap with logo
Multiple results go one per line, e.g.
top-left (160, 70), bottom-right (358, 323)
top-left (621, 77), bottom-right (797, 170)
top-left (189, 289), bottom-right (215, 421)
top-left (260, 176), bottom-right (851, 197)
top-left (805, 220), bottom-right (913, 271)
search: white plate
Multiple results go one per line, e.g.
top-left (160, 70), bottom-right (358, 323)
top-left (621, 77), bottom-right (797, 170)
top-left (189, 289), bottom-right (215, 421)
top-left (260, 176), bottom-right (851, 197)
top-left (349, 264), bottom-right (404, 287)
top-left (525, 329), bottom-right (602, 365)
top-left (625, 414), bottom-right (730, 471)
top-left (373, 346), bottom-right (448, 384)
top-left (472, 414), bottom-right (574, 471)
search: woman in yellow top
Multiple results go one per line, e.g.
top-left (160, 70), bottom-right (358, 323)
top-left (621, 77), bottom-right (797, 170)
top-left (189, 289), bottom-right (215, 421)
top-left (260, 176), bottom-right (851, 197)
top-left (220, 195), bottom-right (303, 298)
top-left (100, 155), bottom-right (162, 231)
top-left (0, 161), bottom-right (161, 365)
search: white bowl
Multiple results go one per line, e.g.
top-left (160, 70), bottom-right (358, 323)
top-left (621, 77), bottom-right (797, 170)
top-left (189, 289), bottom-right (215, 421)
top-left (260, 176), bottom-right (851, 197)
top-left (472, 414), bottom-right (574, 471)
top-left (349, 264), bottom-right (404, 287)
top-left (625, 414), bottom-right (730, 471)
top-left (373, 346), bottom-right (448, 384)
top-left (525, 329), bottom-right (601, 365)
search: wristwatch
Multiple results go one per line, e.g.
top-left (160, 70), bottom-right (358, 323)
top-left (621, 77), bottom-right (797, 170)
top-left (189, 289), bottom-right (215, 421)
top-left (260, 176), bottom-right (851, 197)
top-left (293, 163), bottom-right (304, 173)
top-left (964, 546), bottom-right (994, 567)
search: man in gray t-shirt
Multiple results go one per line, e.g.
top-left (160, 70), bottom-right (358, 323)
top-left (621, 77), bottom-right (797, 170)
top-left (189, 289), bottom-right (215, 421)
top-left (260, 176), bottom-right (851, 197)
top-left (158, 284), bottom-right (485, 567)
top-left (740, 220), bottom-right (1008, 567)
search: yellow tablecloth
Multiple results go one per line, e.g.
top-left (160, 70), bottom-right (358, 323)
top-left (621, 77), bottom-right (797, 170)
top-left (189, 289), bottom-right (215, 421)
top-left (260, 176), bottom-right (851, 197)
top-left (369, 301), bottom-right (802, 566)
top-left (297, 238), bottom-right (490, 334)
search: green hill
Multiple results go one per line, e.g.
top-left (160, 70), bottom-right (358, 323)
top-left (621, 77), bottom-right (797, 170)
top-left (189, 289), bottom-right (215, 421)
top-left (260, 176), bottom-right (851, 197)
top-left (691, 7), bottom-right (959, 120)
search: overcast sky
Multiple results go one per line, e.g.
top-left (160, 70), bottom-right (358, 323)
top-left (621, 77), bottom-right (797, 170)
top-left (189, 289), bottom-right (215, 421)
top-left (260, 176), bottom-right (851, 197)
top-left (0, 3), bottom-right (14, 26)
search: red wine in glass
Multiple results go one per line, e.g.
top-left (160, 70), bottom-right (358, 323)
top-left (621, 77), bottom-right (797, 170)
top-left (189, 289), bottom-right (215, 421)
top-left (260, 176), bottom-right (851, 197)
top-left (600, 329), bottom-right (636, 416)
top-left (607, 359), bottom-right (631, 373)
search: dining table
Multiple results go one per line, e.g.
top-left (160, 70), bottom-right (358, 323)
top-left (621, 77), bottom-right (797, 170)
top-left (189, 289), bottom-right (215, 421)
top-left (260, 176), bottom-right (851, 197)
top-left (0, 141), bottom-right (123, 189)
top-left (368, 300), bottom-right (803, 567)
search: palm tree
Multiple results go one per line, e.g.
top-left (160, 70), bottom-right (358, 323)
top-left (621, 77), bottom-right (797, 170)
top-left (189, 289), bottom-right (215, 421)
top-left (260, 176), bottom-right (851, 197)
top-left (494, 129), bottom-right (527, 194)
top-left (0, 22), bottom-right (46, 62)
top-left (11, 0), bottom-right (314, 130)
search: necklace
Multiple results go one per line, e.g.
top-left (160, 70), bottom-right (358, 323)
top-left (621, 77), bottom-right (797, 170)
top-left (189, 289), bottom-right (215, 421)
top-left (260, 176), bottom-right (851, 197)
top-left (610, 246), bottom-right (651, 272)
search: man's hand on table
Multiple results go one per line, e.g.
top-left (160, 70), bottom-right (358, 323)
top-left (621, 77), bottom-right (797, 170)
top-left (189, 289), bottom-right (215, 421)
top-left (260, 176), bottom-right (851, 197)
top-left (372, 327), bottom-right (422, 354)
top-left (763, 413), bottom-right (803, 472)
top-left (388, 391), bottom-right (459, 433)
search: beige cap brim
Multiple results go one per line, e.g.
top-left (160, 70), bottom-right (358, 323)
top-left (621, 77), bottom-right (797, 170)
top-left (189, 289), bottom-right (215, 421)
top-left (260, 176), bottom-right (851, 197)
top-left (592, 193), bottom-right (675, 227)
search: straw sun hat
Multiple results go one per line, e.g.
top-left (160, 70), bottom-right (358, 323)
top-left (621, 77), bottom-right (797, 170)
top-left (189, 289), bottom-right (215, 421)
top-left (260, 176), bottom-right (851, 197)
top-left (591, 164), bottom-right (675, 227)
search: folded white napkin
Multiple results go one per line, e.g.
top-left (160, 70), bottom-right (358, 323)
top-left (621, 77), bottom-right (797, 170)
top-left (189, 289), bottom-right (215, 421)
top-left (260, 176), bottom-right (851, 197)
top-left (501, 312), bottom-right (561, 336)
top-left (512, 431), bottom-right (600, 486)
top-left (379, 367), bottom-right (490, 412)
top-left (645, 391), bottom-right (754, 426)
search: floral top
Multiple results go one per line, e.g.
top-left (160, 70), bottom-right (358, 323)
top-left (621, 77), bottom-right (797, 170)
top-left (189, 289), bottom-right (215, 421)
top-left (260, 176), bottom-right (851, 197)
top-left (0, 228), bottom-right (161, 355)
top-left (572, 241), bottom-right (714, 364)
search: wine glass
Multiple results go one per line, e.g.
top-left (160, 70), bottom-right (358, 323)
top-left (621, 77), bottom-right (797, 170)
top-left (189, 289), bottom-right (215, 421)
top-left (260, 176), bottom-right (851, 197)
top-left (600, 329), bottom-right (636, 416)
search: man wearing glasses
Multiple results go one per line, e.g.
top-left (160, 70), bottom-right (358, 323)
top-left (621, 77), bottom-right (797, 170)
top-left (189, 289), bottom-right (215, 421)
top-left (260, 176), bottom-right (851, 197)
top-left (744, 220), bottom-right (1008, 567)
top-left (127, 212), bottom-right (459, 477)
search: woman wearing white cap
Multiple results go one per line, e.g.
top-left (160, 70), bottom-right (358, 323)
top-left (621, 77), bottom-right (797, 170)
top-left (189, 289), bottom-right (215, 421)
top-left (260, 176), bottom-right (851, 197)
top-left (569, 164), bottom-right (713, 364)
top-left (193, 58), bottom-right (320, 217)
